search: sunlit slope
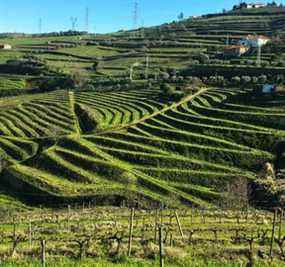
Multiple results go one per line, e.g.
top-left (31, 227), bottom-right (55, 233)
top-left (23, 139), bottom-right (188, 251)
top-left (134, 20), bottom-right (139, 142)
top-left (0, 87), bottom-right (283, 207)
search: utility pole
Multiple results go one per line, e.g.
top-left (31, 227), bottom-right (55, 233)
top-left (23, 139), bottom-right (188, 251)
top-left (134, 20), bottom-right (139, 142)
top-left (130, 62), bottom-right (140, 81)
top-left (70, 17), bottom-right (78, 31)
top-left (38, 18), bottom-right (42, 34)
top-left (226, 34), bottom-right (230, 45)
top-left (85, 7), bottom-right (89, 33)
top-left (141, 19), bottom-right (145, 38)
top-left (145, 55), bottom-right (149, 79)
top-left (257, 45), bottom-right (261, 67)
top-left (133, 0), bottom-right (139, 37)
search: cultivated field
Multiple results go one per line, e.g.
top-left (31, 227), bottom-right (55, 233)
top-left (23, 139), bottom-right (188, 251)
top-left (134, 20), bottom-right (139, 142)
top-left (0, 4), bottom-right (284, 266)
top-left (0, 206), bottom-right (284, 266)
top-left (0, 86), bottom-right (283, 209)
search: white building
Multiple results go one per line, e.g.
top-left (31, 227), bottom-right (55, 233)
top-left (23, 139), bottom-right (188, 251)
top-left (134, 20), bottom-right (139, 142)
top-left (262, 84), bottom-right (275, 94)
top-left (238, 35), bottom-right (270, 48)
top-left (245, 3), bottom-right (266, 9)
top-left (0, 44), bottom-right (12, 50)
top-left (234, 2), bottom-right (266, 10)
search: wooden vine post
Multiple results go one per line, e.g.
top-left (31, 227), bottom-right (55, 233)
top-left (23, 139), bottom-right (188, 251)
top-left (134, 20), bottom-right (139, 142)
top-left (67, 205), bottom-right (71, 231)
top-left (127, 208), bottom-right (135, 257)
top-left (12, 216), bottom-right (16, 243)
top-left (278, 208), bottom-right (283, 241)
top-left (175, 211), bottom-right (184, 241)
top-left (11, 216), bottom-right (17, 257)
top-left (41, 240), bottom-right (46, 267)
top-left (29, 219), bottom-right (32, 250)
top-left (159, 225), bottom-right (165, 267)
top-left (154, 209), bottom-right (159, 243)
top-left (269, 208), bottom-right (278, 257)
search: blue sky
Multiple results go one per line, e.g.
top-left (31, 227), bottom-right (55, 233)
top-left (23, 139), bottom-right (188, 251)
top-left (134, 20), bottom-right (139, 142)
top-left (0, 0), bottom-right (283, 33)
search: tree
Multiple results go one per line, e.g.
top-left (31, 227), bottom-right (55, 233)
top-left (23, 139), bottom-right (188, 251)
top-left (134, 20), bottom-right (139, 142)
top-left (195, 53), bottom-right (209, 64)
top-left (241, 76), bottom-right (251, 85)
top-left (258, 75), bottom-right (267, 84)
top-left (159, 72), bottom-right (170, 81)
top-left (161, 82), bottom-right (175, 96)
top-left (178, 12), bottom-right (184, 21)
top-left (71, 71), bottom-right (88, 90)
top-left (231, 76), bottom-right (241, 85)
top-left (252, 76), bottom-right (258, 84)
top-left (92, 61), bottom-right (100, 71)
top-left (180, 24), bottom-right (187, 31)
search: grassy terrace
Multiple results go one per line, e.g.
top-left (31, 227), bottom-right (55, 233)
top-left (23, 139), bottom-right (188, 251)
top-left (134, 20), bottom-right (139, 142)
top-left (0, 85), bottom-right (281, 208)
top-left (0, 6), bottom-right (284, 265)
top-left (0, 6), bottom-right (283, 210)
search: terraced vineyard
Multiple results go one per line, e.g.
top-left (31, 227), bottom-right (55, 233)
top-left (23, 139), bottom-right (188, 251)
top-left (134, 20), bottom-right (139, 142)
top-left (0, 84), bottom-right (283, 208)
top-left (0, 4), bottom-right (283, 211)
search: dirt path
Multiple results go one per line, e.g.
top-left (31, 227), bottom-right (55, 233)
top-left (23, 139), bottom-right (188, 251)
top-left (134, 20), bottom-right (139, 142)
top-left (69, 91), bottom-right (81, 137)
top-left (96, 87), bottom-right (208, 135)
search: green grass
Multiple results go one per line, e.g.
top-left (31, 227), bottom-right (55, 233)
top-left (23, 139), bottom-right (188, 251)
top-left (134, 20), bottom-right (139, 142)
top-left (0, 5), bottom-right (283, 208)
top-left (0, 85), bottom-right (281, 208)
top-left (2, 257), bottom-right (285, 267)
top-left (58, 45), bottom-right (121, 57)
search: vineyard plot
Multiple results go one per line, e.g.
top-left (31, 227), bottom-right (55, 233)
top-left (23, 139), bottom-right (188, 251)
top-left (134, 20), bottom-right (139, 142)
top-left (0, 87), bottom-right (282, 207)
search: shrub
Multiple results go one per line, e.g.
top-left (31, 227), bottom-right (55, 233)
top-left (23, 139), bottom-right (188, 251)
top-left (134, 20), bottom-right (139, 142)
top-left (159, 72), bottom-right (170, 81)
top-left (258, 75), bottom-right (267, 83)
top-left (160, 82), bottom-right (175, 96)
top-left (241, 76), bottom-right (251, 85)
top-left (92, 61), bottom-right (100, 71)
top-left (231, 76), bottom-right (241, 85)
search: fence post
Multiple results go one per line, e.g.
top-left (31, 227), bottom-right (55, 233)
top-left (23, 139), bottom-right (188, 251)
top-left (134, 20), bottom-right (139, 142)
top-left (12, 216), bottom-right (16, 242)
top-left (175, 211), bottom-right (184, 241)
top-left (269, 208), bottom-right (278, 257)
top-left (159, 225), bottom-right (165, 267)
top-left (29, 219), bottom-right (32, 250)
top-left (127, 208), bottom-right (135, 257)
top-left (278, 209), bottom-right (283, 241)
top-left (154, 209), bottom-right (159, 243)
top-left (41, 240), bottom-right (46, 267)
top-left (67, 205), bottom-right (71, 231)
top-left (200, 209), bottom-right (205, 224)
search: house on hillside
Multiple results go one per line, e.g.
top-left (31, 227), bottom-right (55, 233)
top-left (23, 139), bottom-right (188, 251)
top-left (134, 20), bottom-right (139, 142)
top-left (262, 84), bottom-right (285, 94)
top-left (262, 84), bottom-right (276, 93)
top-left (238, 35), bottom-right (270, 48)
top-left (234, 2), bottom-right (266, 10)
top-left (223, 45), bottom-right (249, 57)
top-left (0, 44), bottom-right (12, 50)
top-left (245, 3), bottom-right (266, 9)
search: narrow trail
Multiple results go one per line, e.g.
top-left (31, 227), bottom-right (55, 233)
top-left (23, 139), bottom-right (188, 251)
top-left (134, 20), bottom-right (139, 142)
top-left (96, 87), bottom-right (209, 135)
top-left (69, 91), bottom-right (81, 137)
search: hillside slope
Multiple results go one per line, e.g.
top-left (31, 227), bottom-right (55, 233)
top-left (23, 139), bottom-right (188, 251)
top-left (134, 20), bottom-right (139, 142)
top-left (0, 7), bottom-right (284, 208)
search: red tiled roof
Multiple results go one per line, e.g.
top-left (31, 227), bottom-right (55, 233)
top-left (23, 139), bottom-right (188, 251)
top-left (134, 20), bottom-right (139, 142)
top-left (224, 45), bottom-right (247, 50)
top-left (246, 35), bottom-right (270, 40)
